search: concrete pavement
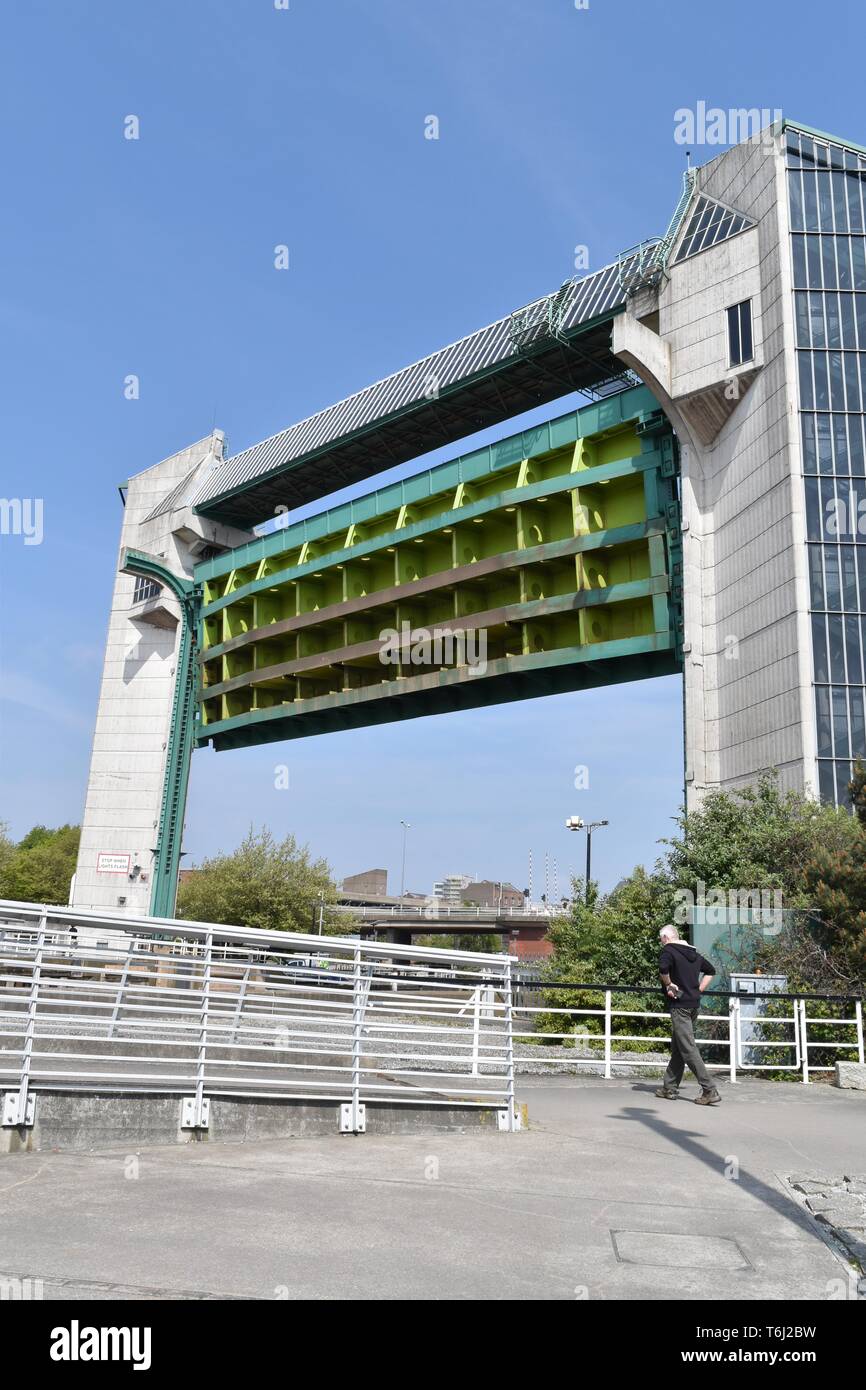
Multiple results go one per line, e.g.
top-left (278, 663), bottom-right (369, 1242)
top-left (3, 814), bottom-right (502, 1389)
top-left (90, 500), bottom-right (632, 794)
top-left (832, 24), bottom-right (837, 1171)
top-left (0, 1077), bottom-right (863, 1300)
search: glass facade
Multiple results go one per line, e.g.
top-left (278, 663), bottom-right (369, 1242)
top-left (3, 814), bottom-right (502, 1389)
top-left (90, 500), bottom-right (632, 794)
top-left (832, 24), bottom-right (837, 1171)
top-left (787, 127), bottom-right (866, 805)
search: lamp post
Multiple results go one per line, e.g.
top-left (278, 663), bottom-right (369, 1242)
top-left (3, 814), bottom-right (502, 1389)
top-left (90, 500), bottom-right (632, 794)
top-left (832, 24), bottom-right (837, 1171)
top-left (565, 816), bottom-right (609, 903)
top-left (399, 820), bottom-right (411, 902)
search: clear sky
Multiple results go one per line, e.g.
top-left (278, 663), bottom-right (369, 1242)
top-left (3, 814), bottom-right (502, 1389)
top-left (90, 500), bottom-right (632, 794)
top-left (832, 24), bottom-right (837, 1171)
top-left (1, 0), bottom-right (862, 897)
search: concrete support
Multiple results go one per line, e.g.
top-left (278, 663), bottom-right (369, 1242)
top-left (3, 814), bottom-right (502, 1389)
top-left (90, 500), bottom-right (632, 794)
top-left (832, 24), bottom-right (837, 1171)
top-left (73, 433), bottom-right (250, 916)
top-left (614, 128), bottom-right (816, 807)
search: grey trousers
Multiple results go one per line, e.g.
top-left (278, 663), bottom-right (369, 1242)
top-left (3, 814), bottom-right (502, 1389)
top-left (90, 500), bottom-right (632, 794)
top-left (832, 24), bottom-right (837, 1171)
top-left (664, 1006), bottom-right (714, 1091)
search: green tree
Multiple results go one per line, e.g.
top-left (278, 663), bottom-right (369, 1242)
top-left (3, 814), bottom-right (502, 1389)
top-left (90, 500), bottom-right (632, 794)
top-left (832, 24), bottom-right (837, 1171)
top-left (662, 771), bottom-right (859, 908)
top-left (415, 933), bottom-right (503, 953)
top-left (0, 824), bottom-right (80, 905)
top-left (535, 867), bottom-right (677, 1050)
top-left (543, 770), bottom-right (866, 1016)
top-left (455, 932), bottom-right (502, 954)
top-left (0, 822), bottom-right (15, 882)
top-left (797, 759), bottom-right (866, 985)
top-left (176, 826), bottom-right (348, 935)
top-left (16, 825), bottom-right (57, 852)
top-left (546, 866), bottom-right (671, 983)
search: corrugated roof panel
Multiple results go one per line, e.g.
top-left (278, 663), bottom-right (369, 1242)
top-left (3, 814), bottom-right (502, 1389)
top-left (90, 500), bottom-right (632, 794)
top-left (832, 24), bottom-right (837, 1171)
top-left (192, 256), bottom-right (631, 513)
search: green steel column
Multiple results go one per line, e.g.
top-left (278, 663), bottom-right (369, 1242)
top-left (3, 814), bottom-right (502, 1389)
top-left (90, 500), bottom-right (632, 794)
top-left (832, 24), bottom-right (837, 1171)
top-left (120, 549), bottom-right (200, 919)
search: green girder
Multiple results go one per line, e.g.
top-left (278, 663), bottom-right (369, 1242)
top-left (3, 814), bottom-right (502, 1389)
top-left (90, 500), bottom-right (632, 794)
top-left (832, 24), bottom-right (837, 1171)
top-left (120, 387), bottom-right (683, 920)
top-left (120, 549), bottom-right (200, 919)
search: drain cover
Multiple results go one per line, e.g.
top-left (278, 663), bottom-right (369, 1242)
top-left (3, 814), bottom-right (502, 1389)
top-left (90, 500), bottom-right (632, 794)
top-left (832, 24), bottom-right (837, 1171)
top-left (611, 1231), bottom-right (751, 1270)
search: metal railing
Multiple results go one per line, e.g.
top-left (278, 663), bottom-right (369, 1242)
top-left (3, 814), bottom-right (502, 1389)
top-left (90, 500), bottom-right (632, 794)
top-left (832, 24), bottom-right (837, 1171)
top-left (338, 903), bottom-right (553, 921)
top-left (2, 898), bottom-right (860, 1138)
top-left (616, 168), bottom-right (698, 294)
top-left (0, 900), bottom-right (521, 1134)
top-left (510, 982), bottom-right (864, 1084)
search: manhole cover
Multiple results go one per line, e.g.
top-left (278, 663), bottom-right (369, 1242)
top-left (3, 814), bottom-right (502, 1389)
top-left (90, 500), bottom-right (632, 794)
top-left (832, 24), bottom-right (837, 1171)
top-left (611, 1231), bottom-right (751, 1270)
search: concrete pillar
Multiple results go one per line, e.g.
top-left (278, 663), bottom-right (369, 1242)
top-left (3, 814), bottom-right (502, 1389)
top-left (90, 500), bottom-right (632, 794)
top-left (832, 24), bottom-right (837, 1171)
top-left (72, 433), bottom-right (251, 915)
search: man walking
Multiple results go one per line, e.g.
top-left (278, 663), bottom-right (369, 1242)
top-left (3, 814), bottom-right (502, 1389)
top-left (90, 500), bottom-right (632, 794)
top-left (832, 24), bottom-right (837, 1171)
top-left (655, 924), bottom-right (721, 1106)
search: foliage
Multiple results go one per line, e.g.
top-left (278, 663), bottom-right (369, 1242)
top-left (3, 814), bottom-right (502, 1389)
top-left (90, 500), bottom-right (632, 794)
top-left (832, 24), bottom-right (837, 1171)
top-left (413, 932), bottom-right (502, 954)
top-left (535, 868), bottom-right (675, 1050)
top-left (0, 823), bottom-right (80, 905)
top-left (754, 909), bottom-right (863, 995)
top-left (799, 759), bottom-right (866, 982)
top-left (662, 771), bottom-right (860, 907)
top-left (538, 770), bottom-right (866, 1055)
top-left (546, 866), bottom-right (671, 980)
top-left (177, 826), bottom-right (350, 936)
top-left (454, 932), bottom-right (501, 954)
top-left (0, 822), bottom-right (14, 882)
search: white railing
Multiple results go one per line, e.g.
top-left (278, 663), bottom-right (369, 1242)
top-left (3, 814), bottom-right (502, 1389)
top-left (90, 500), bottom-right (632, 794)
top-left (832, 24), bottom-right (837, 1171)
top-left (0, 900), bottom-right (521, 1134)
top-left (336, 904), bottom-right (554, 920)
top-left (509, 985), bottom-right (864, 1084)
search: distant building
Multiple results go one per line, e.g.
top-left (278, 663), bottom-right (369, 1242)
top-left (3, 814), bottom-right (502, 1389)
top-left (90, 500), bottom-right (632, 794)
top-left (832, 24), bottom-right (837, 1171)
top-left (506, 923), bottom-right (554, 962)
top-left (462, 880), bottom-right (524, 911)
top-left (342, 868), bottom-right (388, 897)
top-left (432, 874), bottom-right (473, 904)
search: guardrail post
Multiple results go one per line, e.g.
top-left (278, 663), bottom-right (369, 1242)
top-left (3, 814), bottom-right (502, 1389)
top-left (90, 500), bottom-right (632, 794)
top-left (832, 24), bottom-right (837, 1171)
top-left (340, 943), bottom-right (367, 1134)
top-left (856, 999), bottom-right (864, 1066)
top-left (728, 996), bottom-right (738, 1084)
top-left (181, 928), bottom-right (212, 1131)
top-left (498, 958), bottom-right (520, 1131)
top-left (471, 987), bottom-right (481, 1077)
top-left (1, 909), bottom-right (46, 1128)
top-left (230, 964), bottom-right (251, 1045)
top-left (603, 989), bottom-right (612, 1079)
top-left (107, 944), bottom-right (132, 1041)
top-left (798, 998), bottom-right (810, 1085)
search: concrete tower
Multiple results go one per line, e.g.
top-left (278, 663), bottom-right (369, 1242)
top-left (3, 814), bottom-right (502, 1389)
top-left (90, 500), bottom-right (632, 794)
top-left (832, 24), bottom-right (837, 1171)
top-left (72, 434), bottom-right (249, 914)
top-left (617, 120), bottom-right (866, 808)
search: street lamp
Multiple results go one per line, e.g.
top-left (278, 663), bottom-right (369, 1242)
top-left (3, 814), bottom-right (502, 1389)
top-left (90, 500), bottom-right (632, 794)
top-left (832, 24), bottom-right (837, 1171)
top-left (565, 816), bottom-right (609, 903)
top-left (399, 820), bottom-right (411, 902)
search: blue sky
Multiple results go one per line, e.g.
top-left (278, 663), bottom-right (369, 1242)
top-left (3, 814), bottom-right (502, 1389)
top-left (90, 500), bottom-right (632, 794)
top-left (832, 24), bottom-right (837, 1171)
top-left (0, 0), bottom-right (862, 896)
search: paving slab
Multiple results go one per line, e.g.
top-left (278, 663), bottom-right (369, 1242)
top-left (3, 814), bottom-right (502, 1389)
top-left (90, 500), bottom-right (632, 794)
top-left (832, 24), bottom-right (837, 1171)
top-left (0, 1077), bottom-right (863, 1300)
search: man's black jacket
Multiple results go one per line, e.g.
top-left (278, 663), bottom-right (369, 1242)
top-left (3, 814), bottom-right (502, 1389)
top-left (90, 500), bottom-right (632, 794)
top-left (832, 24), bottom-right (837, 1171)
top-left (659, 941), bottom-right (716, 1009)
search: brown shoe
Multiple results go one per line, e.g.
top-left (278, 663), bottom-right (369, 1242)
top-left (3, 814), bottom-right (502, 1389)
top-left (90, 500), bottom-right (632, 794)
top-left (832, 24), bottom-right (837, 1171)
top-left (694, 1089), bottom-right (721, 1106)
top-left (655, 1087), bottom-right (679, 1099)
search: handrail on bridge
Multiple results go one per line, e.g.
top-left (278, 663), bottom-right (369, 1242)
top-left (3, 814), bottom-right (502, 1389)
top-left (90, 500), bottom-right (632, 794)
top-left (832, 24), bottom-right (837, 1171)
top-left (0, 898), bottom-right (521, 1135)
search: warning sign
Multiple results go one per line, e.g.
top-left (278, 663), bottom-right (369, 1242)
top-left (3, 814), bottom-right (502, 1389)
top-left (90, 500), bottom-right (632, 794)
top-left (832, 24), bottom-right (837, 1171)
top-left (96, 852), bottom-right (131, 874)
